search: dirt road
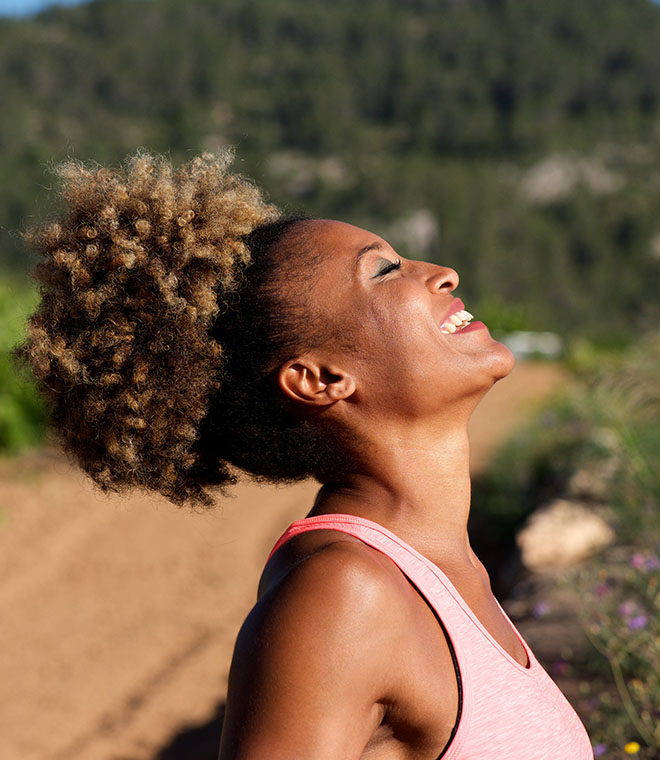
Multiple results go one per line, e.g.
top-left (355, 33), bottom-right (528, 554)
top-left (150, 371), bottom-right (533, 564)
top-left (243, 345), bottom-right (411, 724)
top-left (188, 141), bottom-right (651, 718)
top-left (0, 361), bottom-right (565, 760)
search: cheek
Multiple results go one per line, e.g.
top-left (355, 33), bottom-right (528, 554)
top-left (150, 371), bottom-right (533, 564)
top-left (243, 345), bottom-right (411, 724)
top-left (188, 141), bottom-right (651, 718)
top-left (356, 304), bottom-right (445, 399)
top-left (367, 292), bottom-right (436, 355)
top-left (371, 303), bottom-right (497, 395)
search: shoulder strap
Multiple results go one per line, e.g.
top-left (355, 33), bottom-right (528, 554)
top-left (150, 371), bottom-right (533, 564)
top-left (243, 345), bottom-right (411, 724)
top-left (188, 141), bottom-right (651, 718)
top-left (269, 513), bottom-right (475, 632)
top-left (269, 513), bottom-right (536, 675)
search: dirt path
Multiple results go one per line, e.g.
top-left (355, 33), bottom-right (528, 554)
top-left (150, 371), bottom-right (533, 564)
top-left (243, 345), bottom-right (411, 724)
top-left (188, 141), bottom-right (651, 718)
top-left (0, 361), bottom-right (566, 760)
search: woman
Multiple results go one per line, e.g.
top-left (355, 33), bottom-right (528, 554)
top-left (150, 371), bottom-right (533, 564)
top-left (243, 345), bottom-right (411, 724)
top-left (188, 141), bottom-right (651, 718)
top-left (17, 152), bottom-right (593, 759)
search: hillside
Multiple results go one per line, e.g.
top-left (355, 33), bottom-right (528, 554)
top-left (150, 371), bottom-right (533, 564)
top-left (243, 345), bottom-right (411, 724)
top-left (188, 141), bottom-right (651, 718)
top-left (1, 0), bottom-right (660, 338)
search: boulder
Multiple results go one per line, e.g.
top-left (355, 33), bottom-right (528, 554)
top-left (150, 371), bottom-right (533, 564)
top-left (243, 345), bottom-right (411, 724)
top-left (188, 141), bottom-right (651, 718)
top-left (516, 499), bottom-right (615, 572)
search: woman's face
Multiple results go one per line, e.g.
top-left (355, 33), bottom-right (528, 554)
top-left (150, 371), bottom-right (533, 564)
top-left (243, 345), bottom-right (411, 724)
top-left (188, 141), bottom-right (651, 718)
top-left (281, 219), bottom-right (515, 420)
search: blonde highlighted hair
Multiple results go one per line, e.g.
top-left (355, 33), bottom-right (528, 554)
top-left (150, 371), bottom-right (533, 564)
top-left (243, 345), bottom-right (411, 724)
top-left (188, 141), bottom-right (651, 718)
top-left (15, 151), bottom-right (280, 506)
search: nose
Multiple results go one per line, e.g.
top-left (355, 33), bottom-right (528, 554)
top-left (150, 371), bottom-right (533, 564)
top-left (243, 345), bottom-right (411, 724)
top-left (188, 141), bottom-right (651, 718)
top-left (426, 264), bottom-right (459, 294)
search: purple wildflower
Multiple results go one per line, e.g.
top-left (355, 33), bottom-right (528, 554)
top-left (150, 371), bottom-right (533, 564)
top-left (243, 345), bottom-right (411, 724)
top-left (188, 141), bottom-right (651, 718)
top-left (593, 743), bottom-right (607, 757)
top-left (533, 601), bottom-right (551, 618)
top-left (551, 660), bottom-right (570, 677)
top-left (645, 554), bottom-right (660, 571)
top-left (594, 583), bottom-right (611, 598)
top-left (631, 552), bottom-right (660, 572)
top-left (631, 553), bottom-right (646, 570)
top-left (619, 600), bottom-right (637, 617)
top-left (627, 615), bottom-right (648, 631)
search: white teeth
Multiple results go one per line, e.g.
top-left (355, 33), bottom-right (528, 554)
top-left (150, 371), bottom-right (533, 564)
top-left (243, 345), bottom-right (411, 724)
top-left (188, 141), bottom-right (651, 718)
top-left (440, 308), bottom-right (474, 334)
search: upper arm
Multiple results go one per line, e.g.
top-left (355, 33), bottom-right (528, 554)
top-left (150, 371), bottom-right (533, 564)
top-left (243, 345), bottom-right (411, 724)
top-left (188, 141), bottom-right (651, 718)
top-left (218, 542), bottom-right (407, 760)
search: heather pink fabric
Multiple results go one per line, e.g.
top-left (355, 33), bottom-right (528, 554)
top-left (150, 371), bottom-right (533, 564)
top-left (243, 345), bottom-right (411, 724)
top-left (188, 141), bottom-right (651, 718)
top-left (268, 514), bottom-right (594, 759)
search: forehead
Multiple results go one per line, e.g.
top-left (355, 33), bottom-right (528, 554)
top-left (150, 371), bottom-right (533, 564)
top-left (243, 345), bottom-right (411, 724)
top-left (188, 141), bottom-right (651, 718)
top-left (277, 219), bottom-right (385, 317)
top-left (300, 219), bottom-right (385, 259)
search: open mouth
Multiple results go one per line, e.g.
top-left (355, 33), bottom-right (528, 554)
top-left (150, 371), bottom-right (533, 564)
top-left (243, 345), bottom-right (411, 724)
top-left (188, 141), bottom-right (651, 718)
top-left (440, 308), bottom-right (474, 334)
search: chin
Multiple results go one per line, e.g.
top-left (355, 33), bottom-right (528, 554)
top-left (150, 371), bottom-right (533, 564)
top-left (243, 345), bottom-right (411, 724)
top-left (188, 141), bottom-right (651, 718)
top-left (485, 341), bottom-right (516, 384)
top-left (495, 344), bottom-right (516, 379)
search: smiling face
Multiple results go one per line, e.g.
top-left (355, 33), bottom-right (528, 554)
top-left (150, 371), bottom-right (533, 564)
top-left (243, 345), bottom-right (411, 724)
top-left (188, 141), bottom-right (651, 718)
top-left (276, 219), bottom-right (515, 423)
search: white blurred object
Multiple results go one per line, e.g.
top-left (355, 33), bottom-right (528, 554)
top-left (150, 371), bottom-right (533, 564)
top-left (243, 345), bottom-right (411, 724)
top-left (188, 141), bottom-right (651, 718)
top-left (517, 499), bottom-right (615, 572)
top-left (499, 331), bottom-right (563, 359)
top-left (388, 209), bottom-right (439, 257)
top-left (520, 154), bottom-right (623, 205)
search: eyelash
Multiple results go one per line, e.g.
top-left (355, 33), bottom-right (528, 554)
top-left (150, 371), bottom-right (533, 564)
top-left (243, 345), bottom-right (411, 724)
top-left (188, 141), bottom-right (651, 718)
top-left (376, 259), bottom-right (402, 277)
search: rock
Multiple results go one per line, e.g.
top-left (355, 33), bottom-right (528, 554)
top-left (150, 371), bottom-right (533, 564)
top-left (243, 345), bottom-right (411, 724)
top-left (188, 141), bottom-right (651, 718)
top-left (520, 154), bottom-right (624, 205)
top-left (516, 499), bottom-right (615, 572)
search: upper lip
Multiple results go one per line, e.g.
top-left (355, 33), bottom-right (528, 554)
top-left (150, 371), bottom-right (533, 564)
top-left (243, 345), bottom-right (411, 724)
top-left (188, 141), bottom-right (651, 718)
top-left (438, 298), bottom-right (465, 328)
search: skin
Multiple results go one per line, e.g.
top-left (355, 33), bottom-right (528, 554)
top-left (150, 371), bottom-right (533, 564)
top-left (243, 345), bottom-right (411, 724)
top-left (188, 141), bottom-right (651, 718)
top-left (218, 220), bottom-right (518, 760)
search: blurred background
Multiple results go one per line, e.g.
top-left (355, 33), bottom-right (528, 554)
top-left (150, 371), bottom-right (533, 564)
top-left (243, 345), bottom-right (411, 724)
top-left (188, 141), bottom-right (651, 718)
top-left (0, 1), bottom-right (658, 758)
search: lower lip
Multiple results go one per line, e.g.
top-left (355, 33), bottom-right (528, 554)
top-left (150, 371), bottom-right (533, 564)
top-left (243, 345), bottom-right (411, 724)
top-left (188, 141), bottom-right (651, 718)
top-left (454, 321), bottom-right (487, 334)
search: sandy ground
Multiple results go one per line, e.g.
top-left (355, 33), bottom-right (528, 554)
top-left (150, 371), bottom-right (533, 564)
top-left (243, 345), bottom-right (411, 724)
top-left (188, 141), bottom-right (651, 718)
top-left (0, 361), bottom-right (566, 760)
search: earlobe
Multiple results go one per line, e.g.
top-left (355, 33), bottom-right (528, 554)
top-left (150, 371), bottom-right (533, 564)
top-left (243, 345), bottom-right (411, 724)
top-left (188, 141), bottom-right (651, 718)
top-left (278, 359), bottom-right (355, 407)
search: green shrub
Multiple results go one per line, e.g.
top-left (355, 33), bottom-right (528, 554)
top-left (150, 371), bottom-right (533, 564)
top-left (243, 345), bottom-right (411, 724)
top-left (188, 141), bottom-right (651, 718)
top-left (474, 333), bottom-right (660, 541)
top-left (0, 274), bottom-right (47, 454)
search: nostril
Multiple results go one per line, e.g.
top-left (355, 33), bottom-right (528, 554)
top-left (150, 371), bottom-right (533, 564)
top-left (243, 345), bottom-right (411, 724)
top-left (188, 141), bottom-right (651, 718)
top-left (429, 265), bottom-right (459, 292)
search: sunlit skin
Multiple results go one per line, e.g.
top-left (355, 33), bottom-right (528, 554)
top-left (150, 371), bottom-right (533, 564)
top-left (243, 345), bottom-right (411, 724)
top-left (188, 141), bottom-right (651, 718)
top-left (219, 220), bottom-right (518, 759)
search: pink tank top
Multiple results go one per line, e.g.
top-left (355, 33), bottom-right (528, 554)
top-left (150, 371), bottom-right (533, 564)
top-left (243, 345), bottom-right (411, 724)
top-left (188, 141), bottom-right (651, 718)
top-left (269, 514), bottom-right (594, 760)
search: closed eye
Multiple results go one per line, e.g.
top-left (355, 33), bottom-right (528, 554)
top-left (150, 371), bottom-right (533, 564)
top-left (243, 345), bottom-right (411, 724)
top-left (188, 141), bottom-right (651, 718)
top-left (372, 259), bottom-right (402, 278)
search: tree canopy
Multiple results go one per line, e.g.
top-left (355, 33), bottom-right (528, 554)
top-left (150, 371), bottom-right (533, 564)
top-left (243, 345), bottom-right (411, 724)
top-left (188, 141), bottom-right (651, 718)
top-left (2, 0), bottom-right (660, 340)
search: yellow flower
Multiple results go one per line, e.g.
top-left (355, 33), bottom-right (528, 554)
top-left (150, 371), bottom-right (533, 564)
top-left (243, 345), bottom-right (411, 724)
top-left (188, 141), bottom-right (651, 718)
top-left (624, 741), bottom-right (641, 754)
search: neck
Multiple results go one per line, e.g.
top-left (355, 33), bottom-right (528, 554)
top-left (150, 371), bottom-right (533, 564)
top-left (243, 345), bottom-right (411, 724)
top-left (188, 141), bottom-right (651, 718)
top-left (311, 417), bottom-right (475, 568)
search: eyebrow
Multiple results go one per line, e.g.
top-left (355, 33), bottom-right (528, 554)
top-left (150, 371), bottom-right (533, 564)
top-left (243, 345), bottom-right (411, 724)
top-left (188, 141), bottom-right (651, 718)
top-left (355, 241), bottom-right (384, 264)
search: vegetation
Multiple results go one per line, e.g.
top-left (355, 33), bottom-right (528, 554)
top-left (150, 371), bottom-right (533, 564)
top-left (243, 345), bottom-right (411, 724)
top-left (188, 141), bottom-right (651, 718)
top-left (473, 333), bottom-right (660, 757)
top-left (0, 275), bottom-right (47, 454)
top-left (1, 0), bottom-right (660, 341)
top-left (571, 547), bottom-right (660, 758)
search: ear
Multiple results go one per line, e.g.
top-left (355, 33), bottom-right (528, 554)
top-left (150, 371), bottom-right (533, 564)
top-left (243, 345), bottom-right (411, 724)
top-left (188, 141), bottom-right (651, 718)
top-left (278, 357), bottom-right (356, 407)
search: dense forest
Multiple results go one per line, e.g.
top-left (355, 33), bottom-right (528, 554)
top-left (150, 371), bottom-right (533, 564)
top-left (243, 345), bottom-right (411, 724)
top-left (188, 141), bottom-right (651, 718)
top-left (1, 0), bottom-right (660, 340)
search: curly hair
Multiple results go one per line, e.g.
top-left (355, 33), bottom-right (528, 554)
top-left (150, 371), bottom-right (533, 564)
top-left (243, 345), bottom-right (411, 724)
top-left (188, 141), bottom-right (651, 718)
top-left (14, 150), bottom-right (354, 508)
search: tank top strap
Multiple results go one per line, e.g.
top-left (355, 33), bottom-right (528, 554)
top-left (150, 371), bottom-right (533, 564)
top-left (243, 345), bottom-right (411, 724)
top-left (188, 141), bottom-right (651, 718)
top-left (269, 512), bottom-right (467, 612)
top-left (268, 513), bottom-right (534, 677)
top-left (270, 512), bottom-right (459, 609)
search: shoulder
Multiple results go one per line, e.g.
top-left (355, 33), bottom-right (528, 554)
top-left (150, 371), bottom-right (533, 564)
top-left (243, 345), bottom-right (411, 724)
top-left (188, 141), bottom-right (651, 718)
top-left (219, 536), bottom-right (414, 756)
top-left (234, 533), bottom-right (420, 695)
top-left (220, 532), bottom-right (461, 758)
top-left (250, 533), bottom-right (413, 660)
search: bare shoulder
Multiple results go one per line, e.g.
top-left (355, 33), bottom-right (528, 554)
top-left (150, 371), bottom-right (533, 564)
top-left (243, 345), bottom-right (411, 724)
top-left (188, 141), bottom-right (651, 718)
top-left (219, 535), bottom-right (417, 758)
top-left (250, 532), bottom-right (414, 670)
top-left (260, 529), bottom-right (413, 615)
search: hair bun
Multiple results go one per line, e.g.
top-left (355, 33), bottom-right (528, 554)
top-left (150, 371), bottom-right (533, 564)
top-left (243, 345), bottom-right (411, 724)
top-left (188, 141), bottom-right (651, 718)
top-left (15, 150), bottom-right (280, 507)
